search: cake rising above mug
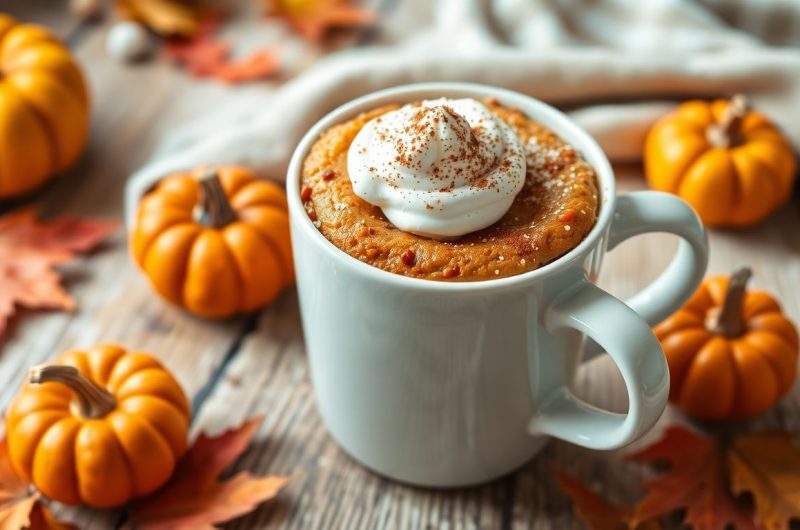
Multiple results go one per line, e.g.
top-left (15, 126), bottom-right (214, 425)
top-left (347, 98), bottom-right (526, 240)
top-left (300, 96), bottom-right (600, 281)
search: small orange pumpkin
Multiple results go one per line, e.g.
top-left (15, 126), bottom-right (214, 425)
top-left (131, 166), bottom-right (293, 318)
top-left (645, 95), bottom-right (796, 227)
top-left (5, 344), bottom-right (190, 508)
top-left (654, 268), bottom-right (799, 420)
top-left (0, 14), bottom-right (90, 198)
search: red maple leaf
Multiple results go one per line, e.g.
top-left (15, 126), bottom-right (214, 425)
top-left (126, 416), bottom-right (287, 529)
top-left (164, 16), bottom-right (280, 83)
top-left (0, 209), bottom-right (117, 343)
top-left (629, 427), bottom-right (761, 530)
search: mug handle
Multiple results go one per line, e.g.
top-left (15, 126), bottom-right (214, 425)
top-left (528, 191), bottom-right (708, 449)
top-left (583, 191), bottom-right (709, 359)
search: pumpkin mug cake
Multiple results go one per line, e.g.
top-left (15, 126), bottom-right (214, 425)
top-left (299, 97), bottom-right (599, 281)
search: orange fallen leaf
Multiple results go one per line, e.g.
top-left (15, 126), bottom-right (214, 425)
top-left (265, 0), bottom-right (375, 42)
top-left (164, 17), bottom-right (280, 83)
top-left (127, 416), bottom-right (288, 529)
top-left (555, 468), bottom-right (661, 530)
top-left (212, 49), bottom-right (280, 83)
top-left (116, 0), bottom-right (205, 37)
top-left (629, 427), bottom-right (760, 530)
top-left (0, 209), bottom-right (117, 343)
top-left (0, 439), bottom-right (76, 530)
top-left (728, 432), bottom-right (800, 530)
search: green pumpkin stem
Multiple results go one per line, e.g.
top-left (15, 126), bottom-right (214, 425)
top-left (706, 267), bottom-right (752, 338)
top-left (195, 168), bottom-right (238, 228)
top-left (29, 365), bottom-right (117, 419)
top-left (706, 94), bottom-right (749, 148)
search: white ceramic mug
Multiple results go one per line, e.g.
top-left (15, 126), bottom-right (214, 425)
top-left (287, 83), bottom-right (708, 487)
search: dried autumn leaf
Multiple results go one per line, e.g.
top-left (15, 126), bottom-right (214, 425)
top-left (117, 0), bottom-right (204, 37)
top-left (0, 439), bottom-right (75, 530)
top-left (127, 416), bottom-right (288, 530)
top-left (0, 209), bottom-right (117, 342)
top-left (729, 432), bottom-right (800, 530)
top-left (212, 49), bottom-right (280, 83)
top-left (164, 17), bottom-right (280, 83)
top-left (265, 0), bottom-right (375, 42)
top-left (629, 427), bottom-right (760, 530)
top-left (555, 468), bottom-right (661, 530)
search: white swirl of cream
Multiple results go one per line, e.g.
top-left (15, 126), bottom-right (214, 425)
top-left (347, 98), bottom-right (526, 240)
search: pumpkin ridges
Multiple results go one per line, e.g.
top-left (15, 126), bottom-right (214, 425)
top-left (182, 230), bottom-right (243, 317)
top-left (143, 224), bottom-right (204, 306)
top-left (117, 395), bottom-right (190, 456)
top-left (661, 328), bottom-right (713, 400)
top-left (223, 223), bottom-right (284, 310)
top-left (743, 332), bottom-right (798, 394)
top-left (75, 422), bottom-right (135, 508)
top-left (676, 149), bottom-right (740, 225)
top-left (743, 292), bottom-right (782, 318)
top-left (678, 337), bottom-right (737, 419)
top-left (132, 209), bottom-right (195, 264)
top-left (33, 416), bottom-right (83, 505)
top-left (739, 140), bottom-right (797, 199)
top-left (5, 391), bottom-right (70, 424)
top-left (728, 151), bottom-right (782, 225)
top-left (653, 310), bottom-right (703, 340)
top-left (749, 313), bottom-right (800, 350)
top-left (0, 25), bottom-right (61, 60)
top-left (5, 46), bottom-right (89, 111)
top-left (239, 206), bottom-right (294, 282)
top-left (150, 173), bottom-right (200, 208)
top-left (84, 344), bottom-right (127, 387)
top-left (8, 70), bottom-right (89, 171)
top-left (108, 412), bottom-right (176, 497)
top-left (218, 166), bottom-right (258, 197)
top-left (105, 352), bottom-right (166, 394)
top-left (6, 410), bottom-right (67, 481)
top-left (645, 127), bottom-right (709, 194)
top-left (115, 369), bottom-right (191, 416)
top-left (0, 88), bottom-right (53, 197)
top-left (730, 340), bottom-right (781, 417)
top-left (230, 180), bottom-right (289, 210)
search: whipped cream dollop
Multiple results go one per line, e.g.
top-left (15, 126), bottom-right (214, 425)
top-left (347, 98), bottom-right (526, 239)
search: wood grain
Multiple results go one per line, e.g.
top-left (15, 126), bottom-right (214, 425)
top-left (1, 3), bottom-right (799, 529)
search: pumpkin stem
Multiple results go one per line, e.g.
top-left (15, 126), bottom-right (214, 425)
top-left (29, 365), bottom-right (117, 419)
top-left (706, 94), bottom-right (749, 148)
top-left (194, 168), bottom-right (238, 228)
top-left (706, 267), bottom-right (752, 337)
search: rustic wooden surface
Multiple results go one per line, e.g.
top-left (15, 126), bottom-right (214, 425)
top-left (1, 3), bottom-right (799, 529)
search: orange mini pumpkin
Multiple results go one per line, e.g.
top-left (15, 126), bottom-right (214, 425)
top-left (0, 14), bottom-right (90, 198)
top-left (5, 344), bottom-right (190, 508)
top-left (131, 166), bottom-right (293, 318)
top-left (654, 268), bottom-right (799, 420)
top-left (645, 95), bottom-right (796, 227)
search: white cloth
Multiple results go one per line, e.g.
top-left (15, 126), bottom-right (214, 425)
top-left (124, 0), bottom-right (800, 226)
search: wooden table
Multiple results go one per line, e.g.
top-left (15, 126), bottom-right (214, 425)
top-left (2, 2), bottom-right (799, 528)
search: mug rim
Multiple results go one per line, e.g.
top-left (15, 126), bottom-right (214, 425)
top-left (287, 82), bottom-right (616, 293)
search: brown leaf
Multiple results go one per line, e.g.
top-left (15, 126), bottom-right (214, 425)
top-left (555, 469), bottom-right (661, 530)
top-left (630, 427), bottom-right (760, 530)
top-left (116, 0), bottom-right (204, 37)
top-left (0, 209), bottom-right (117, 342)
top-left (265, 0), bottom-right (375, 42)
top-left (0, 439), bottom-right (75, 530)
top-left (728, 432), bottom-right (800, 530)
top-left (127, 416), bottom-right (288, 529)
